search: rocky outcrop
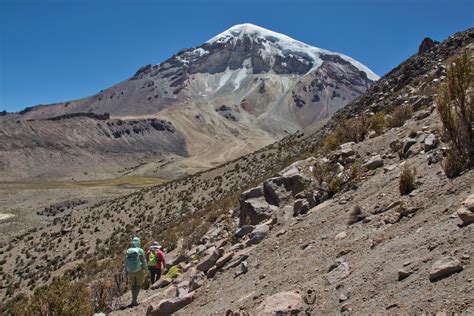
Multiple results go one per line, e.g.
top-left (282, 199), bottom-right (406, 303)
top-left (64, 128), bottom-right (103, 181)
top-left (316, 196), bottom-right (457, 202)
top-left (418, 37), bottom-right (439, 55)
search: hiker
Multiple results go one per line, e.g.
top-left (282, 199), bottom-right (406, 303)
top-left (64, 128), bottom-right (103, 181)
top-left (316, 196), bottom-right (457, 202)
top-left (125, 237), bottom-right (148, 307)
top-left (146, 241), bottom-right (166, 285)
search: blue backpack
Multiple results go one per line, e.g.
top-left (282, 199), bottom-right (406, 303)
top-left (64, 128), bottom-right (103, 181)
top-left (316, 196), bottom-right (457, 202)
top-left (126, 248), bottom-right (142, 273)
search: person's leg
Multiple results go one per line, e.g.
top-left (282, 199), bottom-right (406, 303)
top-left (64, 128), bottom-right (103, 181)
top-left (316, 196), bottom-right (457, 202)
top-left (150, 266), bottom-right (156, 284)
top-left (129, 272), bottom-right (138, 306)
top-left (156, 268), bottom-right (162, 282)
top-left (134, 270), bottom-right (145, 304)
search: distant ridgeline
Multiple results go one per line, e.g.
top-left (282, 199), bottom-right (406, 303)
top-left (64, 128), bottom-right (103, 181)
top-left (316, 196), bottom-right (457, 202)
top-left (46, 112), bottom-right (110, 121)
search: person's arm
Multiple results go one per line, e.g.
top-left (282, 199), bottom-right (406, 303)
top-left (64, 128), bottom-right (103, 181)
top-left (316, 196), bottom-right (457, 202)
top-left (140, 249), bottom-right (148, 271)
top-left (158, 250), bottom-right (166, 269)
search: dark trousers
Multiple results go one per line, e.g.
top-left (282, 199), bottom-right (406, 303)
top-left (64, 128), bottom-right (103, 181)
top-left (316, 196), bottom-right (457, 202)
top-left (149, 266), bottom-right (161, 284)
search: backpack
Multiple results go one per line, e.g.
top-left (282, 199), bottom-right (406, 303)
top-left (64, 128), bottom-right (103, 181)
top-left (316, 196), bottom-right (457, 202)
top-left (126, 248), bottom-right (142, 273)
top-left (147, 250), bottom-right (160, 267)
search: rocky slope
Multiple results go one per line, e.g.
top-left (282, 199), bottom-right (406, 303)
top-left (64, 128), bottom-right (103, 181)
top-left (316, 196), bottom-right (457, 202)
top-left (1, 28), bottom-right (473, 314)
top-left (0, 24), bottom-right (377, 181)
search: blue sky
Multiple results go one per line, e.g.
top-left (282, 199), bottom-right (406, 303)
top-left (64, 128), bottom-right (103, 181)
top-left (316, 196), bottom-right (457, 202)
top-left (1, 0), bottom-right (472, 112)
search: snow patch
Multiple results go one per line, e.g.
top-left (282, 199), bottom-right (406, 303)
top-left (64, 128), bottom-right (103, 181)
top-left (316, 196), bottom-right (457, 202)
top-left (207, 23), bottom-right (379, 81)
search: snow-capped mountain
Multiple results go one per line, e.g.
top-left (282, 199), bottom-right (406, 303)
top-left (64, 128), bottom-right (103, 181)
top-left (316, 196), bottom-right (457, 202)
top-left (1, 24), bottom-right (378, 180)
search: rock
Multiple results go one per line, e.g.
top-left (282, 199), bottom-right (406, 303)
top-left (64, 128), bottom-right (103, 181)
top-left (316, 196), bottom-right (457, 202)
top-left (364, 155), bottom-right (384, 170)
top-left (206, 266), bottom-right (219, 279)
top-left (423, 134), bottom-right (438, 151)
top-left (462, 194), bottom-right (474, 211)
top-left (401, 138), bottom-right (417, 157)
top-left (398, 269), bottom-right (412, 281)
top-left (196, 248), bottom-right (224, 272)
top-left (234, 225), bottom-right (255, 238)
top-left (146, 293), bottom-right (194, 316)
top-left (418, 37), bottom-right (438, 54)
top-left (257, 291), bottom-right (304, 315)
top-left (215, 239), bottom-right (228, 249)
top-left (429, 257), bottom-right (463, 281)
top-left (189, 271), bottom-right (205, 291)
top-left (175, 280), bottom-right (189, 297)
top-left (224, 253), bottom-right (249, 270)
top-left (339, 142), bottom-right (356, 156)
top-left (383, 164), bottom-right (397, 173)
top-left (215, 252), bottom-right (234, 269)
top-left (339, 293), bottom-right (348, 302)
top-left (150, 277), bottom-right (171, 290)
top-left (233, 261), bottom-right (249, 278)
top-left (239, 196), bottom-right (278, 226)
top-left (457, 206), bottom-right (474, 226)
top-left (335, 231), bottom-right (347, 240)
top-left (389, 139), bottom-right (402, 153)
top-left (263, 174), bottom-right (306, 206)
top-left (293, 198), bottom-right (310, 216)
top-left (415, 110), bottom-right (431, 120)
top-left (246, 224), bottom-right (269, 246)
top-left (326, 259), bottom-right (350, 284)
top-left (457, 194), bottom-right (474, 226)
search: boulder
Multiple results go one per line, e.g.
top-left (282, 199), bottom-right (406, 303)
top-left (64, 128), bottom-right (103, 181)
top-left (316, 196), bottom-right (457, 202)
top-left (457, 194), bottom-right (474, 226)
top-left (257, 291), bottom-right (304, 315)
top-left (175, 280), bottom-right (189, 298)
top-left (189, 271), bottom-right (205, 291)
top-left (234, 225), bottom-right (255, 238)
top-left (293, 198), bottom-right (310, 216)
top-left (389, 139), bottom-right (402, 153)
top-left (239, 196), bottom-right (277, 226)
top-left (339, 142), bottom-right (356, 157)
top-left (246, 224), bottom-right (270, 246)
top-left (146, 293), bottom-right (194, 316)
top-left (196, 248), bottom-right (224, 272)
top-left (263, 175), bottom-right (306, 206)
top-left (429, 257), bottom-right (463, 281)
top-left (364, 155), bottom-right (384, 170)
top-left (401, 138), bottom-right (417, 157)
top-left (215, 252), bottom-right (234, 269)
top-left (423, 133), bottom-right (438, 151)
top-left (150, 277), bottom-right (171, 290)
top-left (418, 37), bottom-right (438, 54)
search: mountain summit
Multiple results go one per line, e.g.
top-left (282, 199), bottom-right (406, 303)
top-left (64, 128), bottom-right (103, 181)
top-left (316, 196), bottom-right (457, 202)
top-left (0, 24), bottom-right (378, 180)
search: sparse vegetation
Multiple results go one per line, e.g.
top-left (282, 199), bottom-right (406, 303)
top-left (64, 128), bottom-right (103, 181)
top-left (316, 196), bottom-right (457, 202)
top-left (437, 50), bottom-right (473, 176)
top-left (399, 165), bottom-right (417, 195)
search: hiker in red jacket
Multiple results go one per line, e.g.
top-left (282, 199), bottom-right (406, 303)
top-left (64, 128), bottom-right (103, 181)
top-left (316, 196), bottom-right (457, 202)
top-left (145, 241), bottom-right (166, 284)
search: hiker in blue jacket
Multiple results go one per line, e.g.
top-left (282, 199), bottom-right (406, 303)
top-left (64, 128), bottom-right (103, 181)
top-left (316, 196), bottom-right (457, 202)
top-left (125, 236), bottom-right (148, 307)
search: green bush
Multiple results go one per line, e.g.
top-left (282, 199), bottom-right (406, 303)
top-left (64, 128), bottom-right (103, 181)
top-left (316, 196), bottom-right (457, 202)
top-left (165, 265), bottom-right (180, 279)
top-left (437, 50), bottom-right (473, 174)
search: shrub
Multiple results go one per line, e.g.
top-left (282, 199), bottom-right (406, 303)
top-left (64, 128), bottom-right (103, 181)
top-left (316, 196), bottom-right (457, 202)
top-left (327, 177), bottom-right (342, 197)
top-left (442, 149), bottom-right (465, 178)
top-left (165, 265), bottom-right (180, 279)
top-left (386, 105), bottom-right (413, 128)
top-left (437, 50), bottom-right (473, 174)
top-left (399, 165), bottom-right (417, 195)
top-left (347, 205), bottom-right (365, 225)
top-left (11, 277), bottom-right (93, 315)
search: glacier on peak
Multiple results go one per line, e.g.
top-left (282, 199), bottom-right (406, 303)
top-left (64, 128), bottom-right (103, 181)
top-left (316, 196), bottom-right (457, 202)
top-left (206, 23), bottom-right (379, 81)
